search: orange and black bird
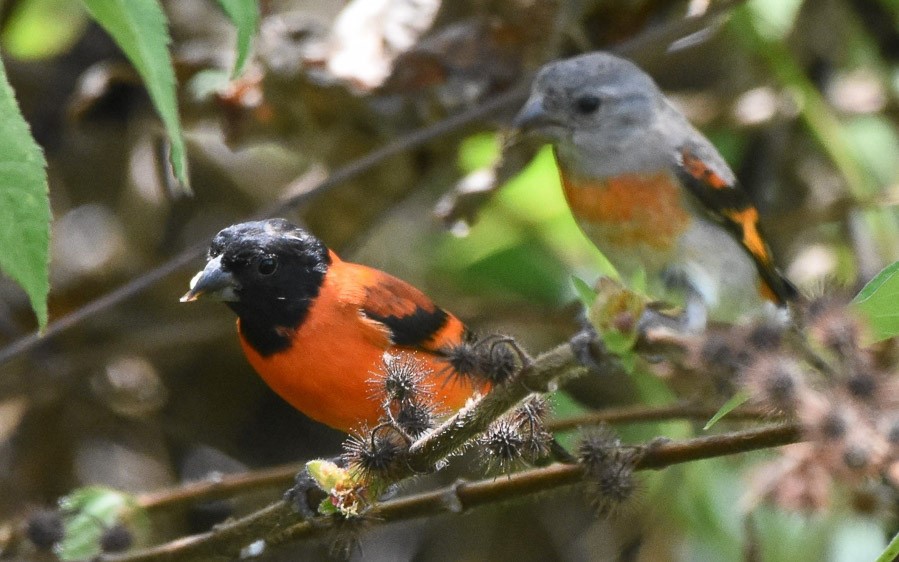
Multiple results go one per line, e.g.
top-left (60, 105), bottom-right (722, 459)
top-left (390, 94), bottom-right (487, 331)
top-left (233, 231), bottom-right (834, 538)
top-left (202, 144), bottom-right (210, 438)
top-left (180, 219), bottom-right (484, 433)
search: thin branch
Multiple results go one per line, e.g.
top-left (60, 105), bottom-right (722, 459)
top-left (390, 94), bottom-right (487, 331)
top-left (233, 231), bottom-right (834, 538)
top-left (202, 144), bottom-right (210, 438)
top-left (547, 402), bottom-right (775, 432)
top-left (402, 342), bottom-right (593, 473)
top-left (102, 422), bottom-right (803, 561)
top-left (138, 463), bottom-right (305, 513)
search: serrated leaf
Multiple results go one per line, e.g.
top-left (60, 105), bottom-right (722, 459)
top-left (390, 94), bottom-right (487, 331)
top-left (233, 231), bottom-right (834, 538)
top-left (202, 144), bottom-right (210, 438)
top-left (217, 0), bottom-right (259, 77)
top-left (0, 57), bottom-right (50, 330)
top-left (704, 390), bottom-right (751, 430)
top-left (851, 260), bottom-right (899, 341)
top-left (80, 0), bottom-right (189, 191)
top-left (571, 275), bottom-right (596, 307)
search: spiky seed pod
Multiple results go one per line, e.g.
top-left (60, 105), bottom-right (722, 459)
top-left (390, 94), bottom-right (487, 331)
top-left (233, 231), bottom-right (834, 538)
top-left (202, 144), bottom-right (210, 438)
top-left (593, 458), bottom-right (637, 517)
top-left (577, 426), bottom-right (621, 477)
top-left (842, 443), bottom-right (871, 472)
top-left (887, 419), bottom-right (899, 445)
top-left (845, 370), bottom-right (878, 402)
top-left (807, 300), bottom-right (862, 357)
top-left (511, 396), bottom-right (553, 461)
top-left (396, 399), bottom-right (435, 438)
top-left (375, 354), bottom-right (432, 404)
top-left (26, 510), bottom-right (64, 550)
top-left (480, 418), bottom-right (525, 471)
top-left (343, 426), bottom-right (406, 481)
top-left (100, 524), bottom-right (133, 553)
top-left (444, 340), bottom-right (481, 381)
top-left (477, 340), bottom-right (522, 384)
top-left (743, 355), bottom-right (805, 412)
top-left (747, 322), bottom-right (785, 351)
top-left (700, 333), bottom-right (744, 373)
top-left (819, 410), bottom-right (849, 441)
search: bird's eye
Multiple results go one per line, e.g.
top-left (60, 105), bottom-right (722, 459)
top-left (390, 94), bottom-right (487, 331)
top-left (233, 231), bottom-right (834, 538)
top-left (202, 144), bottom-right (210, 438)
top-left (574, 95), bottom-right (601, 115)
top-left (257, 256), bottom-right (278, 275)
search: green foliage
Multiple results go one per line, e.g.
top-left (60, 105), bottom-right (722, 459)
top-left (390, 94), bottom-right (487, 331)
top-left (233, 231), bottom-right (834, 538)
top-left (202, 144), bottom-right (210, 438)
top-left (852, 260), bottom-right (899, 341)
top-left (216, 0), bottom-right (260, 77)
top-left (80, 0), bottom-right (189, 191)
top-left (703, 390), bottom-right (751, 430)
top-left (57, 486), bottom-right (148, 560)
top-left (571, 275), bottom-right (596, 307)
top-left (0, 57), bottom-right (50, 330)
top-left (1, 0), bottom-right (89, 59)
top-left (876, 528), bottom-right (899, 562)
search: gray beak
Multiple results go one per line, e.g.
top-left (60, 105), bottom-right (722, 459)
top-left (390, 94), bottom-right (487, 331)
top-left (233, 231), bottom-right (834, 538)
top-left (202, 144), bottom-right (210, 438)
top-left (180, 256), bottom-right (239, 302)
top-left (512, 95), bottom-right (557, 130)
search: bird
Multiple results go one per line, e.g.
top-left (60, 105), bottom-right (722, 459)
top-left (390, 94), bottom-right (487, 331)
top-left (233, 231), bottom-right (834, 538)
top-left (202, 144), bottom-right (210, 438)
top-left (513, 52), bottom-right (797, 329)
top-left (180, 219), bottom-right (485, 433)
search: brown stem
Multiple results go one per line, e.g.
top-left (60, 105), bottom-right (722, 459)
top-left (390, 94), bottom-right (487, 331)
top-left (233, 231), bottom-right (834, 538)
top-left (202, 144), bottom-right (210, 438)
top-left (106, 422), bottom-right (801, 561)
top-left (138, 463), bottom-right (305, 513)
top-left (548, 403), bottom-right (775, 432)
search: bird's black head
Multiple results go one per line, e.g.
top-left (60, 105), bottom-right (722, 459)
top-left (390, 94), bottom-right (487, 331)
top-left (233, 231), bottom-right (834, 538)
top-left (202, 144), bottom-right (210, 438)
top-left (182, 219), bottom-right (331, 355)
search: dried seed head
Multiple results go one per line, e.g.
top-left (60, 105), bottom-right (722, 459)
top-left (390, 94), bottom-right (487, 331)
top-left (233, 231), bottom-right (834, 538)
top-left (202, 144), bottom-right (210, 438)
top-left (808, 302), bottom-right (862, 356)
top-left (700, 334), bottom-right (744, 373)
top-left (478, 341), bottom-right (521, 384)
top-left (26, 509), bottom-right (64, 550)
top-left (748, 322), bottom-right (785, 351)
top-left (842, 443), bottom-right (871, 471)
top-left (592, 459), bottom-right (637, 517)
top-left (887, 419), bottom-right (899, 445)
top-left (444, 340), bottom-right (481, 380)
top-left (819, 410), bottom-right (849, 440)
top-left (396, 399), bottom-right (435, 438)
top-left (375, 354), bottom-right (431, 404)
top-left (480, 419), bottom-right (525, 471)
top-left (743, 355), bottom-right (805, 412)
top-left (577, 426), bottom-right (621, 476)
top-left (100, 524), bottom-right (133, 553)
top-left (845, 370), bottom-right (878, 402)
top-left (343, 426), bottom-right (406, 481)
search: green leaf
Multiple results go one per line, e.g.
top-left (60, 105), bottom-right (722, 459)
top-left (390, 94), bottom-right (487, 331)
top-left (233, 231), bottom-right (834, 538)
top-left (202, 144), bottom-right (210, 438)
top-left (217, 0), bottom-right (259, 77)
top-left (58, 486), bottom-right (148, 560)
top-left (703, 390), bottom-right (751, 430)
top-left (571, 275), bottom-right (596, 307)
top-left (0, 57), bottom-right (50, 330)
top-left (875, 528), bottom-right (899, 562)
top-left (851, 260), bottom-right (899, 341)
top-left (80, 0), bottom-right (189, 191)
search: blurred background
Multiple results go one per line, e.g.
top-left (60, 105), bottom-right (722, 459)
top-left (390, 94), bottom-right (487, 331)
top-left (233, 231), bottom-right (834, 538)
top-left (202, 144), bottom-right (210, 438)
top-left (1, 0), bottom-right (898, 559)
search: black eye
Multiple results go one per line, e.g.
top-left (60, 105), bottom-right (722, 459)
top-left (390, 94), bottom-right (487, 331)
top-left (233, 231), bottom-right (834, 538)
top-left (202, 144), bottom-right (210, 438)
top-left (574, 94), bottom-right (601, 114)
top-left (258, 256), bottom-right (278, 275)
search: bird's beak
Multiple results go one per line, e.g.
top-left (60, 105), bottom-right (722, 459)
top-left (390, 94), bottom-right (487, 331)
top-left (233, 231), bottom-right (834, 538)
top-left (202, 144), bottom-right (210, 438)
top-left (512, 95), bottom-right (558, 131)
top-left (180, 256), bottom-right (239, 302)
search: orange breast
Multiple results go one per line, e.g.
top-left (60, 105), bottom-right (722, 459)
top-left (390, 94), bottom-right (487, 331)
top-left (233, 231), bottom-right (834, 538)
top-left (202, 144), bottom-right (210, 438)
top-left (237, 273), bottom-right (480, 433)
top-left (557, 162), bottom-right (692, 272)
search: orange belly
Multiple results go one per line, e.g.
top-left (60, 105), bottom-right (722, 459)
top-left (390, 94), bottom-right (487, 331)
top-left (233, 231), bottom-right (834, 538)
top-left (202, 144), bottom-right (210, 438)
top-left (237, 281), bottom-right (481, 433)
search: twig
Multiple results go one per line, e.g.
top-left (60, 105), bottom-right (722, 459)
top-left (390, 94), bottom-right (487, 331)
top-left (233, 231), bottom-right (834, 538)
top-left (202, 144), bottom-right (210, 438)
top-left (102, 422), bottom-right (802, 561)
top-left (547, 402), bottom-right (774, 432)
top-left (138, 462), bottom-right (305, 513)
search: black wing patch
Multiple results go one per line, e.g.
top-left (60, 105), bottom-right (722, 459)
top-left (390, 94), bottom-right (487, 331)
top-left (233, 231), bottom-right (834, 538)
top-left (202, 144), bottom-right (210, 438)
top-left (364, 306), bottom-right (449, 348)
top-left (676, 145), bottom-right (798, 305)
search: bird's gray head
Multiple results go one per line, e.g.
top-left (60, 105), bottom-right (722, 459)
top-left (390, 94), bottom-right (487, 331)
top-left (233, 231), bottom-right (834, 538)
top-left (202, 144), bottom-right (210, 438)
top-left (513, 53), bottom-right (662, 146)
